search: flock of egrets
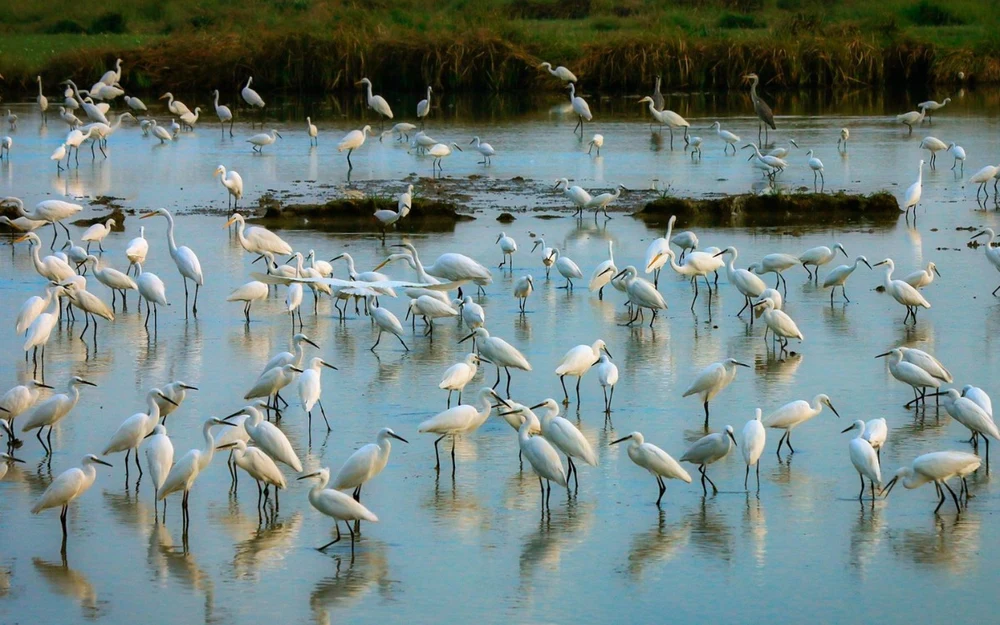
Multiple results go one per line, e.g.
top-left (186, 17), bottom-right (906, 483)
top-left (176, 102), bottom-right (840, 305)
top-left (1, 58), bottom-right (998, 558)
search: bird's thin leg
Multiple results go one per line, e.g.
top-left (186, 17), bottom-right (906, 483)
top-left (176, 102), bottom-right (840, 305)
top-left (858, 473), bottom-right (865, 500)
top-left (756, 462), bottom-right (761, 490)
top-left (934, 483), bottom-right (946, 513)
top-left (656, 476), bottom-right (666, 505)
top-left (745, 464), bottom-right (750, 489)
top-left (943, 481), bottom-right (961, 512)
top-left (318, 399), bottom-right (332, 432)
top-left (433, 435), bottom-right (444, 470)
top-left (506, 368), bottom-right (513, 398)
top-left (575, 377), bottom-right (581, 405)
top-left (318, 523), bottom-right (342, 551)
top-left (703, 401), bottom-right (709, 429)
top-left (451, 436), bottom-right (457, 478)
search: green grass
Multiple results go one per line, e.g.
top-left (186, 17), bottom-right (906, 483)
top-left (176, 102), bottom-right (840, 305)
top-left (0, 1), bottom-right (996, 89)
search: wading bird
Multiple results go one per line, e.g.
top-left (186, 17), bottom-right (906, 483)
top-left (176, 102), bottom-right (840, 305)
top-left (882, 451), bottom-right (979, 513)
top-left (611, 432), bottom-right (690, 505)
top-left (299, 468), bottom-right (378, 554)
top-left (32, 454), bottom-right (112, 544)
top-left (141, 208), bottom-right (204, 315)
top-left (683, 359), bottom-right (749, 429)
top-left (763, 394), bottom-right (840, 456)
top-left (744, 73), bottom-right (776, 144)
top-left (843, 420), bottom-right (881, 501)
top-left (157, 417), bottom-right (235, 528)
top-left (681, 426), bottom-right (737, 495)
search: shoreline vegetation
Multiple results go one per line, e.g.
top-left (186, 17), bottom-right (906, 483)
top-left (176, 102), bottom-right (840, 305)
top-left (0, 1), bottom-right (997, 93)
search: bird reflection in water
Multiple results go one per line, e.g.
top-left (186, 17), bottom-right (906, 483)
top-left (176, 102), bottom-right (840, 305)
top-left (889, 513), bottom-right (981, 574)
top-left (310, 540), bottom-right (394, 624)
top-left (146, 521), bottom-right (215, 623)
top-left (32, 555), bottom-right (104, 619)
top-left (688, 497), bottom-right (734, 561)
top-left (231, 512), bottom-right (303, 581)
top-left (849, 501), bottom-right (885, 577)
top-left (742, 494), bottom-right (767, 569)
top-left (624, 509), bottom-right (691, 581)
top-left (518, 498), bottom-right (594, 590)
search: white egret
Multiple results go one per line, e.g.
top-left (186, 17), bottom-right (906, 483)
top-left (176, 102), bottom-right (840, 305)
top-left (124, 95), bottom-right (147, 112)
top-left (12, 232), bottom-right (74, 282)
top-left (21, 377), bottom-right (97, 455)
top-left (389, 242), bottom-right (492, 289)
top-left (159, 92), bottom-right (191, 116)
top-left (332, 427), bottom-right (408, 502)
top-left (902, 262), bottom-right (941, 289)
top-left (151, 121), bottom-right (173, 144)
top-left (227, 280), bottom-right (268, 322)
top-left (386, 122), bottom-right (417, 142)
top-left (491, 232), bottom-right (518, 272)
top-left (531, 238), bottom-right (556, 279)
top-left (406, 295), bottom-right (458, 336)
top-left (896, 107), bottom-right (926, 134)
top-left (916, 98), bottom-right (950, 122)
top-left (102, 389), bottom-right (177, 478)
top-left (372, 184), bottom-right (411, 241)
top-left (661, 249), bottom-right (715, 309)
top-left (822, 255), bottom-right (872, 303)
top-left (919, 136), bottom-right (948, 169)
top-left (838, 127), bottom-right (850, 150)
top-left (215, 416), bottom-right (251, 486)
top-left (356, 78), bottom-right (393, 127)
top-left (0, 213), bottom-right (47, 233)
top-left (141, 208), bottom-right (204, 315)
top-left (767, 139), bottom-right (798, 159)
top-left (470, 136), bottom-right (495, 165)
top-left (553, 178), bottom-right (593, 218)
top-left (460, 327), bottom-right (532, 396)
top-left (0, 380), bottom-right (51, 438)
top-left (637, 96), bottom-right (689, 148)
top-left (0, 451), bottom-right (24, 479)
top-left (514, 274), bottom-right (534, 313)
top-left (962, 385), bottom-right (992, 417)
top-left (219, 440), bottom-right (286, 512)
top-left (743, 143), bottom-right (788, 176)
top-left (595, 354), bottom-right (618, 413)
top-left (714, 247), bottom-right (766, 318)
top-left (567, 83), bottom-right (592, 134)
top-left (454, 294), bottom-right (485, 331)
top-left (16, 286), bottom-right (62, 336)
top-left (98, 58), bottom-right (123, 86)
top-left (4, 197), bottom-right (82, 250)
top-left (135, 262), bottom-right (168, 329)
top-left (585, 185), bottom-right (624, 220)
top-left (517, 414), bottom-right (566, 507)
top-left (644, 214), bottom-right (676, 286)
top-left (0, 135), bottom-right (10, 160)
top-left (157, 417), bottom-right (235, 526)
top-left (710, 121), bottom-right (740, 153)
top-left (763, 394), bottom-right (839, 455)
top-left (741, 409), bottom-right (766, 489)
top-left (933, 388), bottom-right (1000, 468)
top-left (157, 380), bottom-right (198, 421)
top-left (60, 276), bottom-right (114, 342)
top-left (589, 241), bottom-right (618, 299)
top-left (439, 354), bottom-right (483, 407)
top-left (367, 299), bottom-right (408, 352)
top-left (947, 143), bottom-right (965, 173)
top-left (587, 133), bottom-right (603, 156)
top-left (299, 468), bottom-right (378, 553)
top-left (36, 75), bottom-right (49, 123)
top-left (32, 454), bottom-right (112, 541)
top-left (843, 420), bottom-right (881, 500)
top-left (681, 426), bottom-right (737, 495)
top-left (228, 402), bottom-right (303, 472)
top-left (875, 348), bottom-right (940, 406)
top-left (428, 142), bottom-right (462, 171)
top-left (60, 106), bottom-right (81, 127)
top-left (241, 77), bottom-right (265, 126)
top-left (245, 364), bottom-right (302, 413)
top-left (799, 242), bottom-right (847, 282)
top-left (806, 150), bottom-right (825, 186)
top-left (21, 285), bottom-right (67, 370)
top-left (260, 334), bottom-right (319, 376)
top-left (337, 125), bottom-right (373, 169)
top-left (211, 89), bottom-right (234, 136)
top-left (970, 228), bottom-right (1000, 295)
top-left (539, 62), bottom-right (577, 82)
top-left (873, 259), bottom-right (930, 323)
top-left (863, 418), bottom-right (888, 461)
top-left (80, 218), bottom-right (115, 253)
top-left (247, 129), bottom-right (281, 152)
top-left (547, 248), bottom-right (583, 290)
top-left (610, 266), bottom-right (667, 327)
top-left (306, 116), bottom-right (318, 145)
top-left (214, 165), bottom-right (244, 212)
top-left (683, 358), bottom-right (750, 428)
top-left (125, 227), bottom-right (148, 275)
top-left (902, 160), bottom-right (924, 219)
top-left (611, 431), bottom-right (691, 505)
top-left (62, 239), bottom-right (88, 269)
top-left (418, 387), bottom-right (506, 473)
top-left (882, 451), bottom-right (979, 513)
top-left (555, 339), bottom-right (610, 404)
top-left (6, 109), bottom-right (17, 130)
top-left (307, 250), bottom-right (333, 277)
top-left (299, 357), bottom-right (338, 432)
top-left (901, 347), bottom-right (953, 384)
top-left (417, 86), bottom-right (432, 123)
top-left (223, 212), bottom-right (292, 256)
top-left (532, 399), bottom-right (598, 488)
top-left (744, 73), bottom-right (776, 144)
top-left (748, 253), bottom-right (801, 294)
top-left (178, 107), bottom-right (201, 130)
top-left (412, 130), bottom-right (437, 153)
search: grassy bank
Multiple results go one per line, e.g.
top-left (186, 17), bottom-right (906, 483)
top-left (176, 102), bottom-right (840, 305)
top-left (1, 1), bottom-right (997, 92)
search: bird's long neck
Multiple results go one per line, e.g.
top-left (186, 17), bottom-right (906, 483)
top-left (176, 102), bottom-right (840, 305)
top-left (426, 87), bottom-right (432, 101)
top-left (214, 92), bottom-right (220, 107)
top-left (749, 78), bottom-right (759, 101)
top-left (344, 254), bottom-right (357, 275)
top-left (147, 396), bottom-right (161, 424)
top-left (67, 384), bottom-right (82, 410)
top-left (30, 244), bottom-right (44, 273)
top-left (568, 85), bottom-right (575, 101)
top-left (200, 423), bottom-right (217, 468)
top-left (38, 79), bottom-right (43, 96)
top-left (164, 214), bottom-right (179, 255)
top-left (365, 81), bottom-right (374, 100)
top-left (81, 463), bottom-right (98, 489)
top-left (608, 241), bottom-right (614, 264)
top-left (881, 265), bottom-right (893, 287)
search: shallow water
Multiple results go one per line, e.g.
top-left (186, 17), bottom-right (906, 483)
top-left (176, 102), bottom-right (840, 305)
top-left (2, 92), bottom-right (1000, 624)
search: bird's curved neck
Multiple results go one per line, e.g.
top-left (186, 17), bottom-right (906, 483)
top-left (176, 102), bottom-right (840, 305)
top-left (343, 254), bottom-right (357, 274)
top-left (200, 424), bottom-right (218, 467)
top-left (147, 396), bottom-right (162, 422)
top-left (365, 81), bottom-right (374, 100)
top-left (163, 214), bottom-right (179, 255)
top-left (214, 92), bottom-right (220, 106)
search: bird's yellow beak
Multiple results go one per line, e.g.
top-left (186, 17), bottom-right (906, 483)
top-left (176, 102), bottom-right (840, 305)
top-left (222, 217), bottom-right (237, 229)
top-left (14, 234), bottom-right (30, 243)
top-left (139, 212), bottom-right (157, 220)
top-left (372, 258), bottom-right (391, 271)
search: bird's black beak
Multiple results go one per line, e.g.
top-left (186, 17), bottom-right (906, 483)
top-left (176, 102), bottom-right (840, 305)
top-left (95, 458), bottom-right (114, 467)
top-left (874, 352), bottom-right (891, 359)
top-left (459, 332), bottom-right (474, 344)
top-left (495, 234), bottom-right (502, 244)
top-left (0, 405), bottom-right (8, 413)
top-left (181, 384), bottom-right (199, 391)
top-left (36, 382), bottom-right (54, 389)
top-left (390, 433), bottom-right (409, 444)
top-left (862, 259), bottom-right (873, 270)
top-left (81, 380), bottom-right (97, 387)
top-left (612, 270), bottom-right (627, 280)
top-left (158, 393), bottom-right (180, 407)
top-left (304, 338), bottom-right (320, 349)
top-left (933, 266), bottom-right (942, 277)
top-left (490, 391), bottom-right (511, 408)
top-left (529, 402), bottom-right (546, 410)
top-left (880, 477), bottom-right (898, 497)
top-left (225, 408), bottom-right (247, 419)
top-left (610, 436), bottom-right (630, 445)
top-left (712, 250), bottom-right (724, 258)
top-left (828, 403), bottom-right (841, 418)
top-left (840, 425), bottom-right (854, 434)
top-left (603, 346), bottom-right (613, 359)
top-left (322, 361), bottom-right (338, 370)
top-left (728, 430), bottom-right (738, 446)
top-left (735, 361), bottom-right (750, 368)
top-left (6, 455), bottom-right (25, 463)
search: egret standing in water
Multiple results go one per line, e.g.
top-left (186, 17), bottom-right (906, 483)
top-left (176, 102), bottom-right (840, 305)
top-left (873, 259), bottom-right (930, 324)
top-left (681, 426), bottom-right (737, 495)
top-left (822, 256), bottom-right (872, 303)
top-left (299, 468), bottom-right (378, 554)
top-left (470, 136), bottom-right (495, 165)
top-left (418, 388), bottom-right (507, 474)
top-left (843, 420), bottom-right (881, 501)
top-left (611, 432), bottom-right (690, 505)
top-left (514, 275), bottom-right (534, 313)
top-left (496, 231), bottom-right (517, 270)
top-left (214, 165), bottom-right (243, 212)
top-left (876, 349), bottom-right (941, 407)
top-left (356, 78), bottom-right (393, 129)
top-left (223, 213), bottom-right (292, 257)
top-left (683, 359), bottom-right (750, 429)
top-left (241, 77), bottom-right (265, 127)
top-left (247, 129), bottom-right (282, 152)
top-left (32, 454), bottom-right (112, 545)
top-left (337, 125), bottom-right (373, 170)
top-left (102, 389), bottom-right (177, 480)
top-left (567, 83), bottom-right (592, 135)
top-left (971, 229), bottom-right (1000, 295)
top-left (144, 424), bottom-right (173, 514)
top-left (517, 414), bottom-right (566, 508)
top-left (589, 241), bottom-right (618, 300)
top-left (439, 353), bottom-right (484, 408)
top-left (531, 398), bottom-right (598, 489)
top-left (459, 328), bottom-right (532, 397)
top-left (332, 427), bottom-right (409, 502)
top-left (609, 266), bottom-right (667, 327)
top-left (141, 208), bottom-right (204, 316)
top-left (902, 160), bottom-right (924, 220)
top-left (228, 402), bottom-right (303, 472)
top-left (799, 242), bottom-right (847, 282)
top-left (764, 394), bottom-right (840, 456)
top-left (554, 339), bottom-right (610, 405)
top-left (298, 357), bottom-right (338, 433)
top-left (417, 86), bottom-right (432, 125)
top-left (21, 377), bottom-right (97, 455)
top-left (882, 451), bottom-right (979, 513)
top-left (596, 354), bottom-right (618, 413)
top-left (157, 417), bottom-right (235, 528)
top-left (741, 409), bottom-right (766, 490)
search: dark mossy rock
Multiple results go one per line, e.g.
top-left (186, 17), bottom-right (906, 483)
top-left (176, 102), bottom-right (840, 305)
top-left (250, 194), bottom-right (473, 234)
top-left (636, 192), bottom-right (899, 227)
top-left (72, 209), bottom-right (127, 231)
top-left (497, 212), bottom-right (516, 223)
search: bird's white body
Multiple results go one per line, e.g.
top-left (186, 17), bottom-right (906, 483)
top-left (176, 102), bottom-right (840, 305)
top-left (681, 427), bottom-right (736, 466)
top-left (298, 357), bottom-right (334, 413)
top-left (846, 420), bottom-right (881, 490)
top-left (535, 399), bottom-right (598, 467)
top-left (418, 388), bottom-right (496, 438)
top-left (144, 424), bottom-right (174, 496)
top-left (799, 243), bottom-right (847, 273)
top-left (32, 455), bottom-right (110, 514)
top-left (711, 121), bottom-right (740, 150)
top-left (903, 161), bottom-right (924, 213)
top-left (862, 418), bottom-right (888, 452)
top-left (215, 165), bottom-right (243, 205)
top-left (136, 264), bottom-right (168, 307)
top-left (555, 339), bottom-right (607, 381)
top-left (468, 328), bottom-right (531, 372)
top-left (81, 219), bottom-right (115, 250)
top-left (617, 432), bottom-right (691, 487)
top-left (568, 83), bottom-right (592, 123)
top-left (962, 385), bottom-right (992, 417)
top-left (157, 418), bottom-right (230, 500)
top-left (241, 78), bottom-right (265, 109)
top-left (332, 428), bottom-right (406, 492)
top-left (260, 333), bottom-right (318, 375)
top-left (238, 404), bottom-right (303, 472)
top-left (683, 359), bottom-right (744, 406)
top-left (902, 262), bottom-right (940, 289)
top-left (157, 381), bottom-right (197, 421)
top-left (0, 381), bottom-right (47, 425)
top-left (231, 441), bottom-right (286, 490)
top-left (247, 129), bottom-right (282, 150)
top-left (245, 364), bottom-right (300, 403)
top-left (21, 377), bottom-right (94, 434)
top-left (22, 292), bottom-right (64, 355)
top-left (102, 389), bottom-right (167, 457)
top-left (764, 394), bottom-right (838, 431)
top-left (742, 409), bottom-right (766, 471)
top-left (899, 347), bottom-right (952, 383)
top-left (440, 354), bottom-right (481, 396)
top-left (225, 213), bottom-right (292, 256)
top-left (357, 78), bottom-right (393, 120)
top-left (823, 256), bottom-right (871, 290)
top-left (880, 348), bottom-right (940, 395)
top-left (518, 415), bottom-right (567, 487)
top-left (876, 259), bottom-right (931, 312)
top-left (589, 241), bottom-right (618, 294)
top-left (303, 468), bottom-right (379, 530)
top-left (548, 248), bottom-right (583, 286)
top-left (540, 62), bottom-right (577, 82)
top-left (756, 298), bottom-right (803, 342)
top-left (554, 178), bottom-right (593, 212)
top-left (940, 389), bottom-right (1000, 441)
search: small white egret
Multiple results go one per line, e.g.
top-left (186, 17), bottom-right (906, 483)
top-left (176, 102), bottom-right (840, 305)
top-left (356, 78), bottom-right (393, 128)
top-left (306, 116), bottom-right (318, 145)
top-left (32, 454), bottom-right (112, 541)
top-left (933, 388), bottom-right (1000, 468)
top-left (554, 178), bottom-right (593, 218)
top-left (806, 150), bottom-right (825, 186)
top-left (141, 208), bottom-right (204, 315)
top-left (135, 262), bottom-right (167, 328)
top-left (157, 417), bottom-right (235, 526)
top-left (214, 165), bottom-right (244, 212)
top-left (748, 253), bottom-right (801, 294)
top-left (919, 136), bottom-right (948, 169)
top-left (714, 247), bottom-right (766, 319)
top-left (102, 389), bottom-right (177, 478)
top-left (245, 364), bottom-right (302, 413)
top-left (763, 394), bottom-right (840, 455)
top-left (80, 218), bottom-right (115, 253)
top-left (548, 248), bottom-right (583, 290)
top-left (260, 333), bottom-right (319, 375)
top-left (514, 274), bottom-right (534, 313)
top-left (589, 241), bottom-right (618, 300)
top-left (470, 136), bottom-right (495, 165)
top-left (843, 420), bottom-right (881, 501)
top-left (680, 426), bottom-right (737, 495)
top-left (219, 439), bottom-right (286, 512)
top-left (882, 451), bottom-right (979, 513)
top-left (838, 127), bottom-right (850, 151)
top-left (902, 262), bottom-right (941, 289)
top-left (567, 83), bottom-right (592, 134)
top-left (532, 399), bottom-right (598, 489)
top-left (247, 129), bottom-right (281, 152)
top-left (223, 212), bottom-right (292, 257)
top-left (299, 468), bottom-right (378, 553)
top-left (332, 428), bottom-right (408, 502)
top-left (439, 354), bottom-right (483, 407)
top-left (212, 89), bottom-right (234, 136)
top-left (531, 238), bottom-right (556, 279)
top-left (741, 409), bottom-right (766, 489)
top-left (873, 259), bottom-right (931, 323)
top-left (460, 328), bottom-right (531, 396)
top-left (896, 107), bottom-right (926, 133)
top-left (611, 431), bottom-right (690, 505)
top-left (596, 354), bottom-right (618, 413)
top-left (587, 133), bottom-right (603, 156)
top-left (22, 377), bottom-right (96, 455)
top-left (863, 418), bottom-right (888, 461)
top-left (337, 125), bottom-right (373, 169)
top-left (373, 184), bottom-right (411, 242)
top-left (125, 227), bottom-right (148, 274)
top-left (157, 380), bottom-right (198, 422)
top-left (227, 402), bottom-right (303, 472)
top-left (428, 142), bottom-right (462, 171)
top-left (227, 280), bottom-right (269, 322)
top-left (970, 228), bottom-right (1000, 294)
top-left (367, 299), bottom-right (408, 352)
top-left (554, 339), bottom-right (610, 404)
top-left (947, 143), bottom-right (965, 173)
top-left (799, 242), bottom-right (847, 282)
top-left (495, 231), bottom-right (517, 269)
top-left (298, 357), bottom-right (338, 432)
top-left (406, 295), bottom-right (458, 336)
top-left (539, 62), bottom-right (577, 82)
top-left (710, 121), bottom-right (740, 153)
top-left (418, 387), bottom-right (507, 473)
top-left (416, 86), bottom-right (432, 123)
top-left (241, 77), bottom-right (265, 126)
top-left (609, 266), bottom-right (667, 327)
top-left (822, 255), bottom-right (872, 303)
top-left (585, 185), bottom-right (624, 220)
top-left (902, 160), bottom-right (924, 219)
top-left (875, 348), bottom-right (940, 406)
top-left (517, 414), bottom-right (566, 508)
top-left (916, 98), bottom-right (950, 122)
top-left (683, 358), bottom-right (750, 428)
